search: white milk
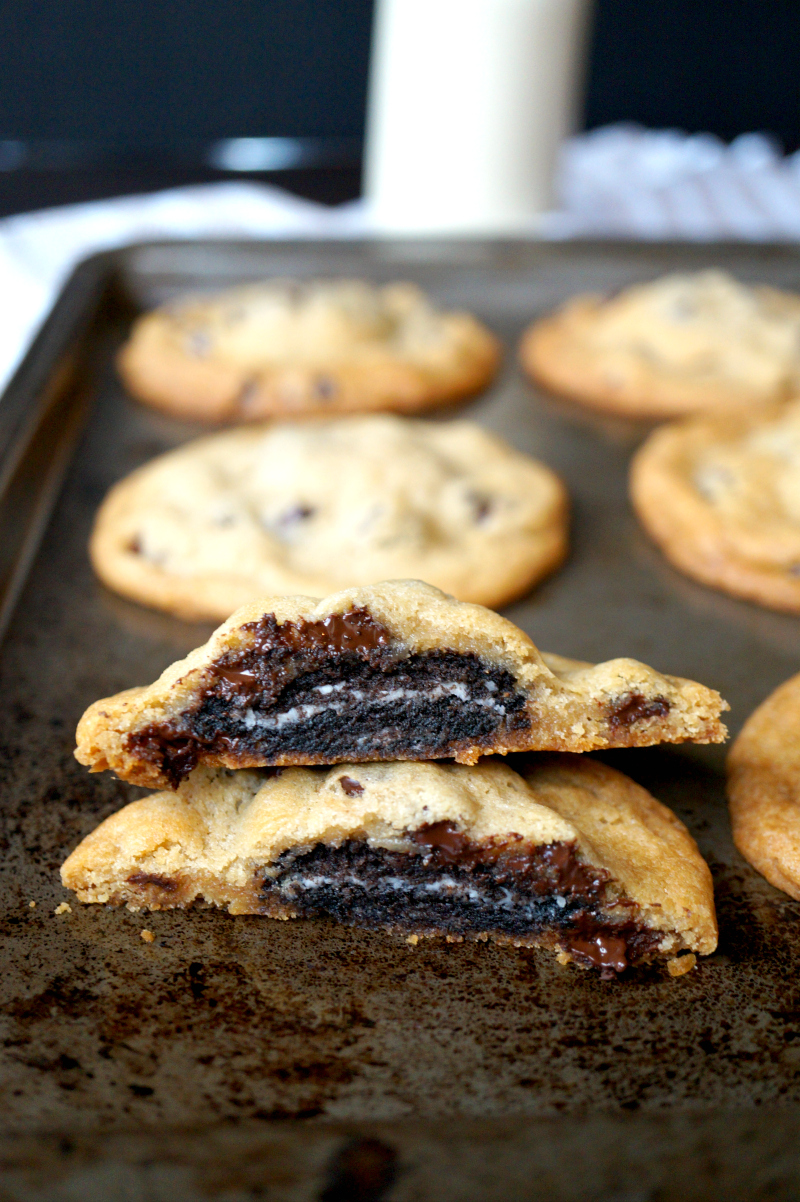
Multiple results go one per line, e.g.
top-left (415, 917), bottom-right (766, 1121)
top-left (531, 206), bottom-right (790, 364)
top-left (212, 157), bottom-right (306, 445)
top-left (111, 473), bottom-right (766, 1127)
top-left (364, 0), bottom-right (591, 233)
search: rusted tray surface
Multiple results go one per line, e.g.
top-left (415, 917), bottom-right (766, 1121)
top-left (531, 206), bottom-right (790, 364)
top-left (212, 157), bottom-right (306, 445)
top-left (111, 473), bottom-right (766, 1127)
top-left (1, 239), bottom-right (800, 1195)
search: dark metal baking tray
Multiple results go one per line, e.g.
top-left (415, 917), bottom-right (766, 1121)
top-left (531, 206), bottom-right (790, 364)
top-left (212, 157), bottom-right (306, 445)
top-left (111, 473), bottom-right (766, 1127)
top-left (1, 238), bottom-right (800, 1200)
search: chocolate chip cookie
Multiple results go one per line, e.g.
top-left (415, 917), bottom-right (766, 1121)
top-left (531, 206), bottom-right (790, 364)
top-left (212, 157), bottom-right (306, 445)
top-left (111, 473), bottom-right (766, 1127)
top-left (90, 415), bottom-right (569, 620)
top-left (61, 755), bottom-right (717, 973)
top-left (75, 580), bottom-right (728, 789)
top-left (631, 398), bottom-right (800, 612)
top-left (521, 271), bottom-right (800, 418)
top-left (728, 672), bottom-right (800, 899)
top-left (119, 278), bottom-right (501, 421)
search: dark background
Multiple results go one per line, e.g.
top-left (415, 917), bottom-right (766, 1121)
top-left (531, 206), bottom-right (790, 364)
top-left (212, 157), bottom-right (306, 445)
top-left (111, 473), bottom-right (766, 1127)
top-left (0, 0), bottom-right (797, 214)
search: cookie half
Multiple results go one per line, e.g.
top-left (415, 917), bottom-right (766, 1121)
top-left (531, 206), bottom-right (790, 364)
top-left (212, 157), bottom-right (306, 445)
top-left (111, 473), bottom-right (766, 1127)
top-left (728, 672), bottom-right (800, 899)
top-left (118, 278), bottom-right (501, 422)
top-left (521, 271), bottom-right (800, 418)
top-left (60, 755), bottom-right (717, 973)
top-left (89, 415), bottom-right (568, 620)
top-left (631, 398), bottom-right (800, 612)
top-left (75, 581), bottom-right (728, 788)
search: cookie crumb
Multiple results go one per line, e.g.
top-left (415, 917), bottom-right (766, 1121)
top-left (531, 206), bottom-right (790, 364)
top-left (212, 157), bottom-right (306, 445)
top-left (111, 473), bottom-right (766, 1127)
top-left (556, 951), bottom-right (572, 967)
top-left (28, 901), bottom-right (36, 909)
top-left (405, 934), bottom-right (419, 945)
top-left (667, 953), bottom-right (696, 978)
top-left (140, 929), bottom-right (155, 943)
top-left (54, 902), bottom-right (72, 915)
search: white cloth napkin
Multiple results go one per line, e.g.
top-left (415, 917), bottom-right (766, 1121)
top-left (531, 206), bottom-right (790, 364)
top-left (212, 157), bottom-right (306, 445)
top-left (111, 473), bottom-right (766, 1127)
top-left (544, 124), bottom-right (800, 242)
top-left (0, 180), bottom-right (365, 393)
top-left (4, 123), bottom-right (800, 396)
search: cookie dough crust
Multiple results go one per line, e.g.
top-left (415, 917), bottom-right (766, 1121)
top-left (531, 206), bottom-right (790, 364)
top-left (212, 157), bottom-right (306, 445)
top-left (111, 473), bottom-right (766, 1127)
top-left (74, 581), bottom-right (728, 788)
top-left (631, 399), bottom-right (800, 612)
top-left (728, 672), bottom-right (800, 899)
top-left (521, 271), bottom-right (800, 419)
top-left (61, 755), bottom-right (717, 969)
top-left (89, 415), bottom-right (569, 620)
top-left (118, 279), bottom-right (501, 421)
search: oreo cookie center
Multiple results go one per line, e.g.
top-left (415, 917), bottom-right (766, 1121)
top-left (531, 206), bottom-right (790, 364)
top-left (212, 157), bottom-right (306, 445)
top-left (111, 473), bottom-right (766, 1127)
top-left (262, 826), bottom-right (665, 973)
top-left (127, 608), bottom-right (531, 783)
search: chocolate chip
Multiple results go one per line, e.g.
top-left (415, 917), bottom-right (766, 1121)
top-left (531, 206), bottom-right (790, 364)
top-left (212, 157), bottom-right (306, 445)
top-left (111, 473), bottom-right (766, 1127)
top-left (278, 505), bottom-right (316, 525)
top-left (608, 693), bottom-right (670, 728)
top-left (214, 667), bottom-right (258, 689)
top-left (339, 776), bottom-right (364, 796)
top-left (411, 820), bottom-right (471, 863)
top-left (562, 932), bottom-right (628, 973)
top-left (127, 537), bottom-right (142, 555)
top-left (469, 493), bottom-right (493, 523)
top-left (315, 376), bottom-right (337, 400)
top-left (127, 872), bottom-right (178, 892)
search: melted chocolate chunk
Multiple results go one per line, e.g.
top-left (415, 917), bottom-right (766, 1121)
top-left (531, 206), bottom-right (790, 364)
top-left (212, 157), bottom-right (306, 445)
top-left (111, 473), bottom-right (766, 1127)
top-left (339, 775), bottom-right (364, 796)
top-left (127, 871), bottom-right (178, 892)
top-left (126, 731), bottom-right (204, 788)
top-left (214, 667), bottom-right (259, 688)
top-left (563, 932), bottom-right (628, 973)
top-left (240, 607), bottom-right (392, 658)
top-left (608, 693), bottom-right (670, 729)
top-left (409, 824), bottom-right (611, 893)
top-left (410, 820), bottom-right (474, 865)
top-left (126, 608), bottom-right (529, 785)
top-left (262, 837), bottom-right (663, 971)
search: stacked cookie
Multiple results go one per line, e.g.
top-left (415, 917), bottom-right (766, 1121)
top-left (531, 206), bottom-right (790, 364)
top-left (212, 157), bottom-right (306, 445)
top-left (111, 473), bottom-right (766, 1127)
top-left (63, 581), bottom-right (726, 976)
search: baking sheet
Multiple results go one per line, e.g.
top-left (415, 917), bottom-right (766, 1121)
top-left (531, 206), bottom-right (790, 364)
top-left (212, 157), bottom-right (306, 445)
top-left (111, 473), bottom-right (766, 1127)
top-left (1, 238), bottom-right (799, 1193)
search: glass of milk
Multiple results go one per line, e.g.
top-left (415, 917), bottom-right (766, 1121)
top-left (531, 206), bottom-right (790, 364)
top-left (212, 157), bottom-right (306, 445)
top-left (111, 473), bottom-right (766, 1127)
top-left (364, 0), bottom-right (592, 234)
